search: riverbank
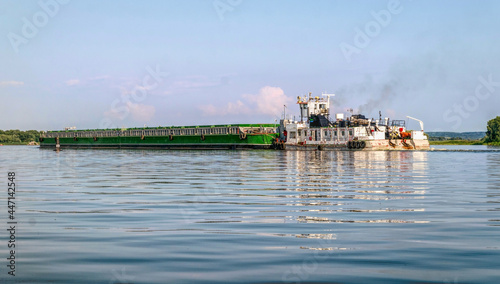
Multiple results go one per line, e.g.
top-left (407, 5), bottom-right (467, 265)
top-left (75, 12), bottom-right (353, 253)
top-left (429, 140), bottom-right (482, 145)
top-left (429, 140), bottom-right (500, 146)
top-left (0, 142), bottom-right (39, 146)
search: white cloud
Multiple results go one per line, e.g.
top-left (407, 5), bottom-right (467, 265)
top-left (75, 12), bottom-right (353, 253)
top-left (172, 75), bottom-right (229, 89)
top-left (172, 78), bottom-right (219, 89)
top-left (198, 104), bottom-right (218, 116)
top-left (158, 75), bottom-right (231, 97)
top-left (89, 75), bottom-right (109, 81)
top-left (119, 84), bottom-right (155, 98)
top-left (243, 86), bottom-right (293, 116)
top-left (66, 79), bottom-right (80, 86)
top-left (103, 102), bottom-right (156, 123)
top-left (199, 86), bottom-right (293, 117)
top-left (64, 76), bottom-right (109, 87)
top-left (103, 107), bottom-right (126, 121)
top-left (199, 100), bottom-right (249, 116)
top-left (0, 81), bottom-right (24, 86)
top-left (126, 102), bottom-right (155, 122)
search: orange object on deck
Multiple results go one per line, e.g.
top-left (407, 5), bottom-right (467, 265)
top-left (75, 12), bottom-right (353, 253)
top-left (401, 132), bottom-right (412, 139)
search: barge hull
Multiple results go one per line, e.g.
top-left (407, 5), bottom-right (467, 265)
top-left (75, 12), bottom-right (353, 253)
top-left (39, 134), bottom-right (277, 150)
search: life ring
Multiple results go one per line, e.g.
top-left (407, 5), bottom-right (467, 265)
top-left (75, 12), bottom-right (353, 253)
top-left (360, 141), bottom-right (366, 149)
top-left (239, 132), bottom-right (247, 140)
top-left (401, 132), bottom-right (411, 139)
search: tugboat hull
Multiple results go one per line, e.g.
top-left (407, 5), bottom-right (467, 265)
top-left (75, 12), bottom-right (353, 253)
top-left (279, 139), bottom-right (430, 151)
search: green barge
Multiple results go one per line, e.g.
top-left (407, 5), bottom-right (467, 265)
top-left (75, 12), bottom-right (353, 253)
top-left (39, 124), bottom-right (278, 149)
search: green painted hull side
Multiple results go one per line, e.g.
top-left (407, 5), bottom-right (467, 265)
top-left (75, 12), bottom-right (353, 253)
top-left (40, 134), bottom-right (278, 149)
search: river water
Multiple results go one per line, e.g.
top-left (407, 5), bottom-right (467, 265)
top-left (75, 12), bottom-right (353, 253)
top-left (1, 145), bottom-right (500, 283)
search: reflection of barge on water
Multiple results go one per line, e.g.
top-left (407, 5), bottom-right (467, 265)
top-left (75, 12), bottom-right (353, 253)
top-left (274, 93), bottom-right (430, 151)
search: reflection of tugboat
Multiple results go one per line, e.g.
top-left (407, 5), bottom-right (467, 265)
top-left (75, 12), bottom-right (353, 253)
top-left (274, 93), bottom-right (430, 151)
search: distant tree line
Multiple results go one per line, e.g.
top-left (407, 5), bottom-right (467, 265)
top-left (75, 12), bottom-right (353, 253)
top-left (0, 130), bottom-right (41, 144)
top-left (428, 117), bottom-right (500, 145)
top-left (426, 131), bottom-right (485, 141)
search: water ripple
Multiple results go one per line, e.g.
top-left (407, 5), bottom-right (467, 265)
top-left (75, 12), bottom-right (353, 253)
top-left (1, 146), bottom-right (500, 283)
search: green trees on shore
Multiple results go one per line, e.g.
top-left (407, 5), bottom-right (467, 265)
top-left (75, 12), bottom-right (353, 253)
top-left (429, 117), bottom-right (500, 145)
top-left (0, 130), bottom-right (41, 144)
top-left (484, 116), bottom-right (500, 144)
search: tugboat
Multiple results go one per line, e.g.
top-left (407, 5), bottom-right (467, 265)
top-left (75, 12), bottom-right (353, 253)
top-left (274, 93), bottom-right (430, 150)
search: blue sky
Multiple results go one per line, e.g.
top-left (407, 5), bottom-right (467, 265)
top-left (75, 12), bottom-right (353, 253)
top-left (1, 0), bottom-right (499, 131)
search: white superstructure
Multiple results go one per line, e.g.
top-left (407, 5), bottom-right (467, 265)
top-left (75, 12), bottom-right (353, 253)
top-left (276, 93), bottom-right (429, 150)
